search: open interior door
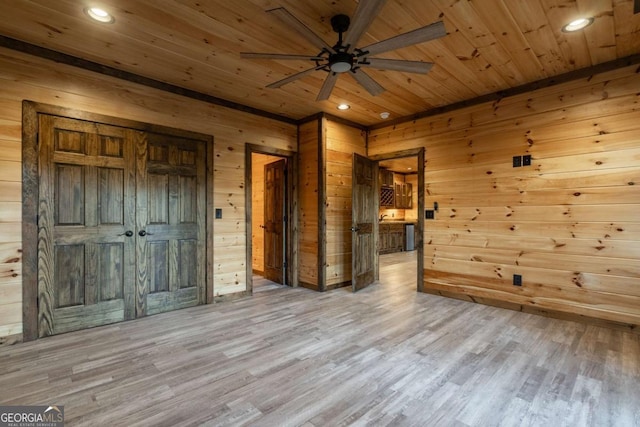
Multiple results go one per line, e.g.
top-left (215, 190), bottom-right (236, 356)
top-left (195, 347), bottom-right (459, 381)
top-left (352, 153), bottom-right (378, 292)
top-left (264, 158), bottom-right (286, 284)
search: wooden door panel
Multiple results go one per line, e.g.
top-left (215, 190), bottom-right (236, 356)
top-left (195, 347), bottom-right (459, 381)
top-left (53, 299), bottom-right (125, 334)
top-left (39, 115), bottom-right (136, 337)
top-left (352, 154), bottom-right (378, 292)
top-left (148, 241), bottom-right (169, 293)
top-left (137, 134), bottom-right (206, 316)
top-left (178, 239), bottom-right (197, 288)
top-left (264, 159), bottom-right (286, 284)
top-left (96, 243), bottom-right (125, 301)
top-left (148, 173), bottom-right (169, 224)
top-left (54, 244), bottom-right (85, 308)
top-left (55, 164), bottom-right (84, 225)
top-left (179, 176), bottom-right (197, 223)
top-left (98, 168), bottom-right (125, 225)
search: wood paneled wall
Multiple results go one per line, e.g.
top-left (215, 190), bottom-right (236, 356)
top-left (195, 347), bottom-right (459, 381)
top-left (0, 47), bottom-right (296, 341)
top-left (297, 116), bottom-right (366, 290)
top-left (298, 120), bottom-right (320, 289)
top-left (369, 64), bottom-right (640, 326)
top-left (325, 118), bottom-right (367, 288)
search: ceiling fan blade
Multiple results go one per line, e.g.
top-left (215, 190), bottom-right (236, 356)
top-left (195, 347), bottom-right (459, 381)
top-left (316, 73), bottom-right (339, 101)
top-left (359, 58), bottom-right (433, 74)
top-left (267, 8), bottom-right (335, 53)
top-left (241, 52), bottom-right (324, 61)
top-left (349, 69), bottom-right (385, 96)
top-left (360, 21), bottom-right (446, 57)
top-left (635, 0), bottom-right (639, 13)
top-left (266, 65), bottom-right (325, 89)
top-left (343, 0), bottom-right (388, 52)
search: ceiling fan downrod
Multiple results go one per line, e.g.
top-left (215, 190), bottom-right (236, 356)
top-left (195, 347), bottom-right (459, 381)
top-left (327, 14), bottom-right (354, 73)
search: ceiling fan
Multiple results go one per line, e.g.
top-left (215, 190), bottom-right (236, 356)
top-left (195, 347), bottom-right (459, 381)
top-left (241, 0), bottom-right (446, 101)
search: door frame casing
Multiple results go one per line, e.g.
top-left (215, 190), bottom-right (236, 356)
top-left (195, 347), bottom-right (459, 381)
top-left (368, 148), bottom-right (425, 290)
top-left (22, 100), bottom-right (214, 341)
top-left (245, 143), bottom-right (298, 292)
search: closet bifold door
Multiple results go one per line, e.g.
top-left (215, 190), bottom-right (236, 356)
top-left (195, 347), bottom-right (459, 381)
top-left (37, 115), bottom-right (136, 337)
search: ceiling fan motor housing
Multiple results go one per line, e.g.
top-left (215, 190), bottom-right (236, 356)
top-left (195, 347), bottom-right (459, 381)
top-left (330, 51), bottom-right (353, 72)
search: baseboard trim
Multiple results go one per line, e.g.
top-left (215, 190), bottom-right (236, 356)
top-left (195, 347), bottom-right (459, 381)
top-left (422, 288), bottom-right (639, 335)
top-left (213, 290), bottom-right (251, 303)
top-left (0, 333), bottom-right (23, 346)
top-left (299, 281), bottom-right (319, 292)
top-left (325, 281), bottom-right (351, 291)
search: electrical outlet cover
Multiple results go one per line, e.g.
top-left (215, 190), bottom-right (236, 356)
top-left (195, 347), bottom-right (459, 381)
top-left (513, 274), bottom-right (522, 286)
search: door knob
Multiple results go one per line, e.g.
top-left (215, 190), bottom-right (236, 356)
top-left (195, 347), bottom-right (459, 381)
top-left (350, 226), bottom-right (360, 232)
top-left (138, 230), bottom-right (154, 237)
top-left (119, 230), bottom-right (134, 237)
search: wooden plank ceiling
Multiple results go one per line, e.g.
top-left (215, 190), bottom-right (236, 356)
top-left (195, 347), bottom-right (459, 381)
top-left (0, 0), bottom-right (638, 126)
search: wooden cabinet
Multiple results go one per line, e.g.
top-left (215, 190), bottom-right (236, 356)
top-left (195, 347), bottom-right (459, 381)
top-left (379, 169), bottom-right (395, 207)
top-left (395, 183), bottom-right (413, 209)
top-left (379, 223), bottom-right (406, 254)
top-left (380, 169), bottom-right (394, 187)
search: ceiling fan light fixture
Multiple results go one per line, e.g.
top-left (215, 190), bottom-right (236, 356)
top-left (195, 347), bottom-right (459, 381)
top-left (329, 52), bottom-right (353, 73)
top-left (84, 7), bottom-right (115, 23)
top-left (562, 17), bottom-right (593, 32)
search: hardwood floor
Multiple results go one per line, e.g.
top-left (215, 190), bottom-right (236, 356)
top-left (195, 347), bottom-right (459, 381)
top-left (1, 252), bottom-right (639, 426)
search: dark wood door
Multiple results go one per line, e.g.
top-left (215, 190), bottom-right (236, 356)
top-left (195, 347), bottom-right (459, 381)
top-left (37, 115), bottom-right (136, 336)
top-left (352, 154), bottom-right (378, 292)
top-left (264, 159), bottom-right (286, 284)
top-left (136, 133), bottom-right (207, 316)
top-left (37, 116), bottom-right (207, 337)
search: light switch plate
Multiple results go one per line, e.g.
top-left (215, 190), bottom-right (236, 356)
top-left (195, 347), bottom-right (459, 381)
top-left (513, 155), bottom-right (522, 167)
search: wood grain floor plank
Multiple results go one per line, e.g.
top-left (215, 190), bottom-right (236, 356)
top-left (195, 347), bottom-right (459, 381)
top-left (1, 252), bottom-right (639, 426)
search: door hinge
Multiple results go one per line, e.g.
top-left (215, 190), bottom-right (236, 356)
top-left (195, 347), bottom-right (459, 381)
top-left (283, 215), bottom-right (288, 223)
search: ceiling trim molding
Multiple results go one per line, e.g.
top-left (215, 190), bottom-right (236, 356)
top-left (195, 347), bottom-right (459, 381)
top-left (0, 35), bottom-right (298, 125)
top-left (298, 112), bottom-right (367, 130)
top-left (369, 54), bottom-right (640, 131)
top-left (2, 35), bottom-right (639, 132)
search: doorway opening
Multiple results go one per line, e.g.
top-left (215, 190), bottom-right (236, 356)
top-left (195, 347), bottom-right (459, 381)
top-left (245, 144), bottom-right (298, 294)
top-left (370, 149), bottom-right (425, 292)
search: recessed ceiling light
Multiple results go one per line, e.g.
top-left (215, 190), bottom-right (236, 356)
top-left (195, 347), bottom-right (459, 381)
top-left (380, 112), bottom-right (390, 119)
top-left (84, 7), bottom-right (115, 23)
top-left (337, 104), bottom-right (350, 110)
top-left (562, 17), bottom-right (593, 32)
